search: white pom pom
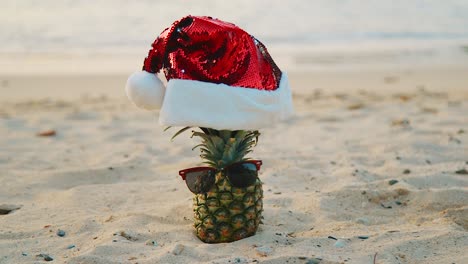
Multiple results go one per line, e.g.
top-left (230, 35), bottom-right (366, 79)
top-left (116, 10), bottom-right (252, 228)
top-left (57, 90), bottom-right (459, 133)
top-left (125, 71), bottom-right (165, 110)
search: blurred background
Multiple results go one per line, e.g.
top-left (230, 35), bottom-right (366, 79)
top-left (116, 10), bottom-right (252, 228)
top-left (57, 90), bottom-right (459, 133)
top-left (1, 0), bottom-right (467, 95)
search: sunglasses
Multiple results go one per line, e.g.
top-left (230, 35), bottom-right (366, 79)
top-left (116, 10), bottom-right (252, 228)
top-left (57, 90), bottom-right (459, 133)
top-left (179, 160), bottom-right (262, 194)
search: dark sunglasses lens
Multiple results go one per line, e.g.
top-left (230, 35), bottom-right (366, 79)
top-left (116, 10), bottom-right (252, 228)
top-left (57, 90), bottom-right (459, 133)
top-left (226, 163), bottom-right (258, 188)
top-left (185, 170), bottom-right (215, 194)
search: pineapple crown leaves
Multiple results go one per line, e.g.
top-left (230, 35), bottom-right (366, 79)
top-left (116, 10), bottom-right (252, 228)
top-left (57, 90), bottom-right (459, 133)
top-left (166, 126), bottom-right (260, 169)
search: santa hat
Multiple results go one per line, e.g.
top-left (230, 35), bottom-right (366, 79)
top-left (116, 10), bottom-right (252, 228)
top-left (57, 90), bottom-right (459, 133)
top-left (126, 15), bottom-right (293, 130)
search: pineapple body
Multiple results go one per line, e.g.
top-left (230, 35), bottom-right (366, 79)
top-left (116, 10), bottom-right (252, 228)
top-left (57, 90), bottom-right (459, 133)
top-left (193, 171), bottom-right (263, 243)
top-left (174, 128), bottom-right (262, 243)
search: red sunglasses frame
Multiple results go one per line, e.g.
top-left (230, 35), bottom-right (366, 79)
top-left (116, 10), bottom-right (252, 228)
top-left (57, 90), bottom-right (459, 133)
top-left (179, 160), bottom-right (263, 180)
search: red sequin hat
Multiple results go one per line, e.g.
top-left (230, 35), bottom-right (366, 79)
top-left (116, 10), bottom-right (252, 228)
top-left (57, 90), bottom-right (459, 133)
top-left (126, 15), bottom-right (293, 130)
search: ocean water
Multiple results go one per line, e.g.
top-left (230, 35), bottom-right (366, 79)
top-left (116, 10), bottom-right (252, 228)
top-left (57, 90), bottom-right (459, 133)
top-left (0, 0), bottom-right (468, 74)
top-left (1, 0), bottom-right (468, 72)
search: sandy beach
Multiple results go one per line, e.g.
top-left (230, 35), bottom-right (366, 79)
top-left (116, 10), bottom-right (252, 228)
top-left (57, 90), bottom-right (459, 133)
top-left (2, 2), bottom-right (468, 263)
top-left (0, 56), bottom-right (467, 263)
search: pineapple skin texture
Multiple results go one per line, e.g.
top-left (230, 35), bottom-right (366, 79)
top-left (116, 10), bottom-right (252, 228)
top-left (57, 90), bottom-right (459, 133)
top-left (193, 171), bottom-right (263, 243)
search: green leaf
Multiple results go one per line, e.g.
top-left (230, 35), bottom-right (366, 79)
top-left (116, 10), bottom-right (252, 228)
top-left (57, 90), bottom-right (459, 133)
top-left (210, 136), bottom-right (225, 155)
top-left (206, 128), bottom-right (219, 137)
top-left (202, 161), bottom-right (217, 167)
top-left (230, 130), bottom-right (240, 138)
top-left (199, 148), bottom-right (211, 154)
top-left (191, 144), bottom-right (205, 151)
top-left (234, 130), bottom-right (247, 140)
top-left (199, 127), bottom-right (210, 135)
top-left (163, 126), bottom-right (172, 132)
top-left (192, 131), bottom-right (210, 140)
top-left (171, 126), bottom-right (191, 141)
top-left (201, 153), bottom-right (217, 161)
top-left (219, 130), bottom-right (233, 142)
top-left (254, 131), bottom-right (260, 145)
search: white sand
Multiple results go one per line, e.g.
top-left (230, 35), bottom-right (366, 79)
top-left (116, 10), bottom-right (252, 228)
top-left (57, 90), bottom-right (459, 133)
top-left (0, 64), bottom-right (467, 263)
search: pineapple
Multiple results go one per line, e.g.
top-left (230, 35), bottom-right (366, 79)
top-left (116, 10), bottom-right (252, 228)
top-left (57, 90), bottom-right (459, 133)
top-left (174, 127), bottom-right (263, 243)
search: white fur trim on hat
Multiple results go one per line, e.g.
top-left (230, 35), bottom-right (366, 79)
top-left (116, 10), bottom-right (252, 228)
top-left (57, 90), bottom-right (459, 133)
top-left (159, 73), bottom-right (294, 130)
top-left (126, 71), bottom-right (165, 110)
